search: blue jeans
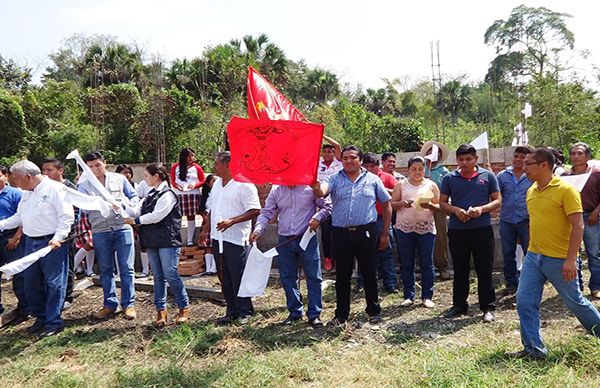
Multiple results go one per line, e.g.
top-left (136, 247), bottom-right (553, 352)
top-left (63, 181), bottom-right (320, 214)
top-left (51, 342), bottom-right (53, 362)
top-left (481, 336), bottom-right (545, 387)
top-left (357, 216), bottom-right (397, 290)
top-left (517, 252), bottom-right (600, 356)
top-left (93, 228), bottom-right (135, 309)
top-left (499, 220), bottom-right (530, 287)
top-left (395, 229), bottom-right (435, 300)
top-left (23, 236), bottom-right (69, 330)
top-left (0, 230), bottom-right (29, 314)
top-left (583, 213), bottom-right (600, 291)
top-left (147, 247), bottom-right (189, 311)
top-left (277, 234), bottom-right (323, 320)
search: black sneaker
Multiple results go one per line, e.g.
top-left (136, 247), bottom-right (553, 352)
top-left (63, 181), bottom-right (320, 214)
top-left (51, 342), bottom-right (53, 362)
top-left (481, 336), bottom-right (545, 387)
top-left (482, 311), bottom-right (495, 323)
top-left (39, 327), bottom-right (64, 339)
top-left (368, 314), bottom-right (383, 325)
top-left (308, 317), bottom-right (323, 327)
top-left (502, 285), bottom-right (518, 296)
top-left (26, 320), bottom-right (45, 334)
top-left (442, 306), bottom-right (468, 318)
top-left (506, 349), bottom-right (547, 360)
top-left (327, 317), bottom-right (347, 328)
top-left (216, 316), bottom-right (234, 326)
top-left (281, 315), bottom-right (302, 325)
top-left (236, 316), bottom-right (251, 325)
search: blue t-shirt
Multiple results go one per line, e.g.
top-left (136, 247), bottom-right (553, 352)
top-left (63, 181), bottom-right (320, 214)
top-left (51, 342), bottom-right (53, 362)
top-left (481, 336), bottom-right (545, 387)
top-left (440, 167), bottom-right (499, 230)
top-left (0, 185), bottom-right (22, 221)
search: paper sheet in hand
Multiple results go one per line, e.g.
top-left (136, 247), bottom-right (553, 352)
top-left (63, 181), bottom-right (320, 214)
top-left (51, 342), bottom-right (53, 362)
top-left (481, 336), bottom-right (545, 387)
top-left (238, 244), bottom-right (278, 297)
top-left (299, 227), bottom-right (316, 251)
top-left (415, 190), bottom-right (434, 211)
top-left (0, 246), bottom-right (53, 277)
top-left (560, 173), bottom-right (591, 192)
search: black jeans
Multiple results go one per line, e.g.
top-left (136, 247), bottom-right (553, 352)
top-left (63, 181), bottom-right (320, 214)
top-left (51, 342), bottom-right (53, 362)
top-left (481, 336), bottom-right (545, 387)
top-left (448, 226), bottom-right (496, 312)
top-left (320, 219), bottom-right (333, 260)
top-left (332, 223), bottom-right (381, 320)
top-left (65, 241), bottom-right (76, 303)
top-left (212, 240), bottom-right (254, 318)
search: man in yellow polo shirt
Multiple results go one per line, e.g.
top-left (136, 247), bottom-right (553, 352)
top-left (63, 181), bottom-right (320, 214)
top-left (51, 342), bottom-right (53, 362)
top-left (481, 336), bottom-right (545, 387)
top-left (509, 147), bottom-right (600, 359)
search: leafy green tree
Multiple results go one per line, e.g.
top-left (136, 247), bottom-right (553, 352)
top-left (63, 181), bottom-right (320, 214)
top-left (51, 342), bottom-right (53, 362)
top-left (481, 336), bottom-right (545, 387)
top-left (484, 5), bottom-right (574, 81)
top-left (0, 55), bottom-right (31, 90)
top-left (525, 75), bottom-right (600, 150)
top-left (0, 89), bottom-right (29, 164)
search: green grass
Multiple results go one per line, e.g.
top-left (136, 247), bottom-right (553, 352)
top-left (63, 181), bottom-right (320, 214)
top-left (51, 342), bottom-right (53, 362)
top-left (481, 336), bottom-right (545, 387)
top-left (1, 278), bottom-right (600, 387)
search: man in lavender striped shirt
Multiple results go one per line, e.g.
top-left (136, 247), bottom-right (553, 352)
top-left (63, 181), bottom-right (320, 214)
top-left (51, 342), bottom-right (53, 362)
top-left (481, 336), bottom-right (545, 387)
top-left (250, 185), bottom-right (332, 327)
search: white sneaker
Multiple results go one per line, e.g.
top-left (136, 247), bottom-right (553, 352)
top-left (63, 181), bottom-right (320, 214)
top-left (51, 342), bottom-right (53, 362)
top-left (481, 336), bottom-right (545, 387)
top-left (422, 299), bottom-right (435, 308)
top-left (400, 299), bottom-right (414, 307)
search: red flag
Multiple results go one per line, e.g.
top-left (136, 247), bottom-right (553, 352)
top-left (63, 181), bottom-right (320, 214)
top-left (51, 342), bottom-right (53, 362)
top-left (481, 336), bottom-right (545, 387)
top-left (247, 66), bottom-right (306, 121)
top-left (226, 116), bottom-right (323, 185)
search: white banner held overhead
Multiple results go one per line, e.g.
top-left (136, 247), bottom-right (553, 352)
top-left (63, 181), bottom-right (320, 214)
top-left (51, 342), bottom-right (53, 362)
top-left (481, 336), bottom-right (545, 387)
top-left (62, 186), bottom-right (113, 217)
top-left (66, 149), bottom-right (128, 217)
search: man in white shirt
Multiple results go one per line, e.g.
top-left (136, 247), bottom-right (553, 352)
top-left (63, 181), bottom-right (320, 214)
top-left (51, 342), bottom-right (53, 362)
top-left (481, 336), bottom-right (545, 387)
top-left (198, 152), bottom-right (261, 325)
top-left (0, 160), bottom-right (74, 338)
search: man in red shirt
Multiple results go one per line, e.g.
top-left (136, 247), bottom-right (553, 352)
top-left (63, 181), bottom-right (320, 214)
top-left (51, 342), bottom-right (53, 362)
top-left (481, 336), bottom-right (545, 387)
top-left (360, 153), bottom-right (398, 292)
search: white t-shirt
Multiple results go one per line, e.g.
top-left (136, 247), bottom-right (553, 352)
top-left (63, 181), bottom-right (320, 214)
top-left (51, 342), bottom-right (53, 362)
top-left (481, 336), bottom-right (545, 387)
top-left (206, 177), bottom-right (261, 246)
top-left (317, 158), bottom-right (343, 181)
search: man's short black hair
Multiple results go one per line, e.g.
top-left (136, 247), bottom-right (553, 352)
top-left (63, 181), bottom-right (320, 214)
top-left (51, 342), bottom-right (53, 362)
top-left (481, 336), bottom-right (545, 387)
top-left (42, 158), bottom-right (64, 170)
top-left (455, 144), bottom-right (476, 157)
top-left (514, 146), bottom-right (533, 155)
top-left (362, 152), bottom-right (379, 165)
top-left (531, 147), bottom-right (555, 170)
top-left (0, 165), bottom-right (7, 175)
top-left (381, 152), bottom-right (396, 162)
top-left (83, 150), bottom-right (105, 162)
top-left (341, 145), bottom-right (363, 161)
top-left (322, 144), bottom-right (334, 151)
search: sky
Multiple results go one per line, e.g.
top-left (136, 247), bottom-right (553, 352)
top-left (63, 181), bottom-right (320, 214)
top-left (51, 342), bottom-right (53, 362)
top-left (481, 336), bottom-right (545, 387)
top-left (2, 0), bottom-right (599, 89)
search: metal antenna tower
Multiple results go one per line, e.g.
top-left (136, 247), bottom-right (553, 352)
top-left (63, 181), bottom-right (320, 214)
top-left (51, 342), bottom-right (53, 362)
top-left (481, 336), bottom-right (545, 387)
top-left (430, 41), bottom-right (444, 141)
top-left (89, 60), bottom-right (105, 146)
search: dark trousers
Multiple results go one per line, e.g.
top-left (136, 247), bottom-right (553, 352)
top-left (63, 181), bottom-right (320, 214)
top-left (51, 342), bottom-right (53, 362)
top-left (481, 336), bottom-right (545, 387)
top-left (332, 223), bottom-right (381, 320)
top-left (320, 219), bottom-right (333, 260)
top-left (0, 229), bottom-right (29, 313)
top-left (212, 240), bottom-right (254, 318)
top-left (65, 241), bottom-right (76, 303)
top-left (448, 226), bottom-right (496, 312)
top-left (23, 236), bottom-right (69, 330)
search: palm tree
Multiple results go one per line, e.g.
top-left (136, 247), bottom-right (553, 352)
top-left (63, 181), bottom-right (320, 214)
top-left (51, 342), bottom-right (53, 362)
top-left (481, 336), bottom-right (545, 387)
top-left (436, 80), bottom-right (471, 125)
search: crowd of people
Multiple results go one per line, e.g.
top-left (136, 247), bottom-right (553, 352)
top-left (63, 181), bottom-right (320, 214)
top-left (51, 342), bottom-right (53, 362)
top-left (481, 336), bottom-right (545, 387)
top-left (0, 139), bottom-right (599, 359)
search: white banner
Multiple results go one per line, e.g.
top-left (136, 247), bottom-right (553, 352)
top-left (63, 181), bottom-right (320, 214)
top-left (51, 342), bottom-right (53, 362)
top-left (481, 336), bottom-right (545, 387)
top-left (237, 244), bottom-right (278, 297)
top-left (0, 246), bottom-right (52, 277)
top-left (470, 132), bottom-right (489, 150)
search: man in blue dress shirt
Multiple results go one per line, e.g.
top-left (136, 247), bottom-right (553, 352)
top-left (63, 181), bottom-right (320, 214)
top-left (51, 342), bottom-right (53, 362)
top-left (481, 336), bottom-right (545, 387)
top-left (496, 146), bottom-right (533, 295)
top-left (312, 145), bottom-right (392, 326)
